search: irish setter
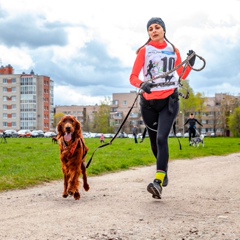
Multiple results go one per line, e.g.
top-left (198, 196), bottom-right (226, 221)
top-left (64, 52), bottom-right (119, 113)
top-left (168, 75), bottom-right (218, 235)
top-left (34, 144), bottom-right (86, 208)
top-left (57, 115), bottom-right (90, 200)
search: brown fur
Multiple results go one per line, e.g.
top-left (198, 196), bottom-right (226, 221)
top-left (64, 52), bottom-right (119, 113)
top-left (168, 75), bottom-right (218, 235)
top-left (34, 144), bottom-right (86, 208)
top-left (57, 115), bottom-right (89, 200)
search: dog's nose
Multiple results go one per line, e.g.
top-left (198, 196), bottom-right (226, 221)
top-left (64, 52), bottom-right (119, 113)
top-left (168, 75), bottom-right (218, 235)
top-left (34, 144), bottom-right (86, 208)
top-left (66, 126), bottom-right (71, 132)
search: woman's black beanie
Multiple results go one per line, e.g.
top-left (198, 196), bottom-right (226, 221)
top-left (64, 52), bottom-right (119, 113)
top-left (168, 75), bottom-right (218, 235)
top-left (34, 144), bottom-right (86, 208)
top-left (147, 17), bottom-right (166, 32)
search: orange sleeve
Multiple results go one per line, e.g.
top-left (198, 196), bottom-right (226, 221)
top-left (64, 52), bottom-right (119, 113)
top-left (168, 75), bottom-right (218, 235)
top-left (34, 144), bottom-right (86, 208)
top-left (129, 47), bottom-right (146, 88)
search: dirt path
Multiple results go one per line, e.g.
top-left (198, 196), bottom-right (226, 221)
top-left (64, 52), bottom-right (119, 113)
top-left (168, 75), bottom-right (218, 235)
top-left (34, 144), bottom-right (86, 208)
top-left (1, 154), bottom-right (240, 240)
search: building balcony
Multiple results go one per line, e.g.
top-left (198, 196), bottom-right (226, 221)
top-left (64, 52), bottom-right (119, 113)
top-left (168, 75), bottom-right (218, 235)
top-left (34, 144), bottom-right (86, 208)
top-left (110, 101), bottom-right (119, 107)
top-left (110, 112), bottom-right (123, 120)
top-left (129, 113), bottom-right (139, 119)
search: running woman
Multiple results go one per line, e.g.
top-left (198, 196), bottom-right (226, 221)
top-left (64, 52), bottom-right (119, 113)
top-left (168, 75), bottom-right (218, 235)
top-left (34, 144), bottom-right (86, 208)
top-left (129, 17), bottom-right (196, 199)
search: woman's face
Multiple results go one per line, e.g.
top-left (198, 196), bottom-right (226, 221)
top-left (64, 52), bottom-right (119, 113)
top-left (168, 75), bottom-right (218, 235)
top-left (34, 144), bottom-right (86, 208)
top-left (148, 24), bottom-right (165, 42)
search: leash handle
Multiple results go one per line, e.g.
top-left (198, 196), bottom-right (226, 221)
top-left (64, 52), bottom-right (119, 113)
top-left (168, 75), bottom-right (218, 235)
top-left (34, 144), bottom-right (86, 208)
top-left (190, 54), bottom-right (206, 71)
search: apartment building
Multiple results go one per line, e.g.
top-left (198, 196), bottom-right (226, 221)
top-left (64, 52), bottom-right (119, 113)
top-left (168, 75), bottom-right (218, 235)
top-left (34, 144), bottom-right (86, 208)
top-left (110, 91), bottom-right (143, 134)
top-left (55, 105), bottom-right (100, 132)
top-left (176, 93), bottom-right (240, 137)
top-left (0, 65), bottom-right (54, 132)
top-left (55, 91), bottom-right (143, 134)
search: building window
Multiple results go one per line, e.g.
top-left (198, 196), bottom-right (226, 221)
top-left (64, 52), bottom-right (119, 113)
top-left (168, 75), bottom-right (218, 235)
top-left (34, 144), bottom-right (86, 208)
top-left (112, 100), bottom-right (118, 105)
top-left (3, 79), bottom-right (8, 84)
top-left (123, 100), bottom-right (127, 105)
top-left (12, 96), bottom-right (17, 101)
top-left (12, 78), bottom-right (16, 84)
top-left (12, 104), bottom-right (16, 110)
top-left (12, 87), bottom-right (16, 92)
top-left (3, 113), bottom-right (8, 119)
top-left (3, 105), bottom-right (8, 110)
top-left (3, 87), bottom-right (8, 92)
top-left (3, 96), bottom-right (8, 101)
top-left (12, 113), bottom-right (16, 118)
top-left (12, 122), bottom-right (17, 127)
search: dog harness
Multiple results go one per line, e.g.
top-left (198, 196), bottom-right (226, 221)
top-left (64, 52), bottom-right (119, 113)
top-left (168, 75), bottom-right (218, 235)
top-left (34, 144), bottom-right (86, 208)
top-left (60, 138), bottom-right (88, 159)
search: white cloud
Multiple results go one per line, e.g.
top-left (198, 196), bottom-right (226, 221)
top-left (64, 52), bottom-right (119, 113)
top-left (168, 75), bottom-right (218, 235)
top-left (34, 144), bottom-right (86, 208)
top-left (1, 0), bottom-right (240, 105)
top-left (54, 85), bottom-right (106, 106)
top-left (0, 46), bottom-right (34, 69)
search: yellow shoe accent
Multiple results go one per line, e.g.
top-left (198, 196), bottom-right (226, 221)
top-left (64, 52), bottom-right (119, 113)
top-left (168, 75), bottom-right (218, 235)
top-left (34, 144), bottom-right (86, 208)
top-left (155, 172), bottom-right (166, 186)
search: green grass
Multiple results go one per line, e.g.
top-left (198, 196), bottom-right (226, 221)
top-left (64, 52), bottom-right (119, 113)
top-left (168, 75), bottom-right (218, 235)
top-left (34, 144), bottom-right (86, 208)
top-left (0, 137), bottom-right (240, 192)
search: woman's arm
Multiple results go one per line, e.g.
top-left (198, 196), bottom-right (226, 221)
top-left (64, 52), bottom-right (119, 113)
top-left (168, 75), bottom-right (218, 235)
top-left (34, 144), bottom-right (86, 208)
top-left (130, 47), bottom-right (146, 88)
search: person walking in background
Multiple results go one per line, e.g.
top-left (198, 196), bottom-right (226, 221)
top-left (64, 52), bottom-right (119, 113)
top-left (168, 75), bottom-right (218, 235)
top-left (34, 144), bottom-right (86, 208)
top-left (184, 113), bottom-right (203, 145)
top-left (100, 134), bottom-right (105, 144)
top-left (1, 131), bottom-right (7, 143)
top-left (129, 17), bottom-right (196, 199)
top-left (133, 126), bottom-right (138, 144)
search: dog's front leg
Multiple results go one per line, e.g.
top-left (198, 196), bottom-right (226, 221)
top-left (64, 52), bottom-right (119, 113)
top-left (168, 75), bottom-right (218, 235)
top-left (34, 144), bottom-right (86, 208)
top-left (81, 162), bottom-right (90, 191)
top-left (67, 166), bottom-right (80, 197)
top-left (62, 164), bottom-right (69, 198)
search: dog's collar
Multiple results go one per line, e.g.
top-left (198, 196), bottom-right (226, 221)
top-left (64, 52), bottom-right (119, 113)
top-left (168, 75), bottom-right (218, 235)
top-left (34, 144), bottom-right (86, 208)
top-left (61, 138), bottom-right (79, 156)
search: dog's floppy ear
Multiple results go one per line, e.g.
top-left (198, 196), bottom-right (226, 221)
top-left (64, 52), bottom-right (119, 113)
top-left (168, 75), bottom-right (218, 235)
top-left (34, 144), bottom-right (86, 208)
top-left (73, 118), bottom-right (81, 139)
top-left (57, 117), bottom-right (64, 138)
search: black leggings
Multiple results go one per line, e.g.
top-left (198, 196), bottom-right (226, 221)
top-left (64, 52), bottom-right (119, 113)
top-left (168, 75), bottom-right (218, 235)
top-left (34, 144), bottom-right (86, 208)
top-left (188, 128), bottom-right (196, 141)
top-left (140, 95), bottom-right (179, 172)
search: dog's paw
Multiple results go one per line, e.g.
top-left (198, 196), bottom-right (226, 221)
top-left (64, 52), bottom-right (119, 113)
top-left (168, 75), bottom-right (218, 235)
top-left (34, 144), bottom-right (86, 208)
top-left (83, 183), bottom-right (90, 191)
top-left (68, 190), bottom-right (74, 196)
top-left (62, 193), bottom-right (68, 198)
top-left (74, 192), bottom-right (80, 200)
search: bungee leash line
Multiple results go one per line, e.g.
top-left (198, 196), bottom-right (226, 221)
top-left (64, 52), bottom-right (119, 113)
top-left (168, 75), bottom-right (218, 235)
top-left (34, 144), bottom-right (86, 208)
top-left (86, 52), bottom-right (206, 168)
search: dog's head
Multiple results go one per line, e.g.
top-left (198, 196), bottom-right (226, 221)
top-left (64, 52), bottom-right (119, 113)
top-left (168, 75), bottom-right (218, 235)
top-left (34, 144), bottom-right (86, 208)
top-left (200, 134), bottom-right (204, 140)
top-left (57, 115), bottom-right (81, 141)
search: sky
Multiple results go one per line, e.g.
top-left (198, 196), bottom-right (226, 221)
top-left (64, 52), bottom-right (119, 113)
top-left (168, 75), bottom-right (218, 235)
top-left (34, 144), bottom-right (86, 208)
top-left (0, 0), bottom-right (240, 106)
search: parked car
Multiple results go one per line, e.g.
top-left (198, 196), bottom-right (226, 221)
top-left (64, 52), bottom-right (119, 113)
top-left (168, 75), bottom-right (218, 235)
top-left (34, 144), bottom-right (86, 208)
top-left (128, 133), bottom-right (134, 138)
top-left (3, 129), bottom-right (19, 138)
top-left (94, 133), bottom-right (102, 138)
top-left (168, 133), bottom-right (175, 138)
top-left (118, 132), bottom-right (128, 138)
top-left (31, 130), bottom-right (45, 138)
top-left (44, 131), bottom-right (57, 138)
top-left (89, 132), bottom-right (97, 138)
top-left (17, 129), bottom-right (32, 138)
top-left (104, 133), bottom-right (114, 138)
top-left (83, 132), bottom-right (91, 138)
top-left (184, 132), bottom-right (189, 138)
top-left (137, 132), bottom-right (149, 139)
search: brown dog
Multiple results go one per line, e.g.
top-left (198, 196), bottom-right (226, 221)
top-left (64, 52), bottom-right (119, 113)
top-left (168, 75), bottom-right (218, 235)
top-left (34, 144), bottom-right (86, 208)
top-left (52, 137), bottom-right (58, 144)
top-left (57, 115), bottom-right (89, 200)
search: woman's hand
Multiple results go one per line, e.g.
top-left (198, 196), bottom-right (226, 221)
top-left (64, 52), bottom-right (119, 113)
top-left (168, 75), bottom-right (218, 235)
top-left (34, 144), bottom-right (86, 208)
top-left (187, 50), bottom-right (196, 67)
top-left (141, 82), bottom-right (155, 94)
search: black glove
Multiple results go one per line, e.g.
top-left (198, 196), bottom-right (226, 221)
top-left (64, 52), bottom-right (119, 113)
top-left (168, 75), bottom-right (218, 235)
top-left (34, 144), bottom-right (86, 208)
top-left (141, 82), bottom-right (155, 94)
top-left (187, 50), bottom-right (196, 67)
